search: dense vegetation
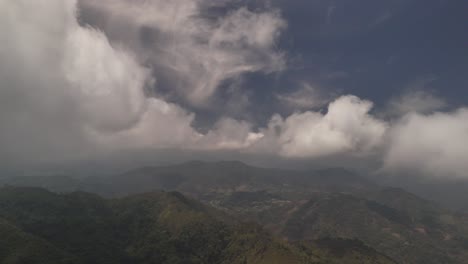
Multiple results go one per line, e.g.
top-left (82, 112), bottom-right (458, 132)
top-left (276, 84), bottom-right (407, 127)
top-left (0, 186), bottom-right (395, 264)
top-left (2, 161), bottom-right (468, 263)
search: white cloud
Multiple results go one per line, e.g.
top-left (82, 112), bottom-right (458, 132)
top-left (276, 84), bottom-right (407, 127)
top-left (64, 26), bottom-right (150, 132)
top-left (0, 0), bottom-right (282, 168)
top-left (78, 0), bottom-right (286, 106)
top-left (0, 0), bottom-right (199, 165)
top-left (89, 98), bottom-right (202, 150)
top-left (257, 95), bottom-right (388, 158)
top-left (384, 109), bottom-right (468, 178)
top-left (2, 0), bottom-right (468, 182)
top-left (198, 118), bottom-right (263, 150)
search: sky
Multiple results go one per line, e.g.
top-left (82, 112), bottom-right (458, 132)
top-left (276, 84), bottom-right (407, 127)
top-left (0, 0), bottom-right (467, 178)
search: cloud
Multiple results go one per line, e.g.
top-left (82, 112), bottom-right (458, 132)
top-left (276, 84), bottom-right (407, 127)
top-left (89, 98), bottom-right (201, 150)
top-left (0, 0), bottom-right (286, 170)
top-left (384, 109), bottom-right (468, 178)
top-left (385, 89), bottom-right (447, 118)
top-left (326, 4), bottom-right (336, 25)
top-left (276, 82), bottom-right (330, 110)
top-left (1, 0), bottom-right (467, 182)
top-left (0, 0), bottom-right (199, 165)
top-left (256, 95), bottom-right (388, 158)
top-left (198, 118), bottom-right (263, 150)
top-left (78, 0), bottom-right (286, 107)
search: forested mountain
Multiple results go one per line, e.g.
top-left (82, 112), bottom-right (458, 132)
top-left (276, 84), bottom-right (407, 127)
top-left (0, 186), bottom-right (395, 264)
top-left (1, 161), bottom-right (468, 263)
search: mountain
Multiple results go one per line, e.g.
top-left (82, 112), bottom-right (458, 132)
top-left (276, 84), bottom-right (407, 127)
top-left (208, 189), bottom-right (468, 263)
top-left (0, 186), bottom-right (395, 264)
top-left (281, 192), bottom-right (468, 264)
top-left (2, 161), bottom-right (468, 263)
top-left (99, 161), bottom-right (468, 263)
top-left (0, 218), bottom-right (79, 264)
top-left (379, 175), bottom-right (468, 212)
top-left (1, 161), bottom-right (376, 198)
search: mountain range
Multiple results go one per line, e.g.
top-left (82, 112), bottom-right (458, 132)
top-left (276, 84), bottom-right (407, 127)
top-left (0, 186), bottom-right (397, 264)
top-left (1, 161), bottom-right (468, 263)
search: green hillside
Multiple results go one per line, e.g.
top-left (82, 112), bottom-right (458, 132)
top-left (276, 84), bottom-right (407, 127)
top-left (0, 218), bottom-right (79, 264)
top-left (0, 186), bottom-right (394, 264)
top-left (2, 162), bottom-right (468, 263)
top-left (281, 193), bottom-right (468, 264)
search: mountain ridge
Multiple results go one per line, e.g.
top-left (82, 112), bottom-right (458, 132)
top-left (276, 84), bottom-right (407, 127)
top-left (0, 186), bottom-right (396, 264)
top-left (1, 161), bottom-right (468, 263)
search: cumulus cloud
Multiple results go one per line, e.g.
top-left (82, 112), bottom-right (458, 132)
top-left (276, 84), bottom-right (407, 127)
top-left (88, 98), bottom-right (201, 150)
top-left (78, 0), bottom-right (286, 107)
top-left (4, 0), bottom-right (390, 167)
top-left (0, 0), bottom-right (285, 169)
top-left (199, 118), bottom-right (263, 150)
top-left (0, 0), bottom-right (199, 165)
top-left (2, 0), bottom-right (467, 181)
top-left (383, 109), bottom-right (468, 178)
top-left (256, 96), bottom-right (388, 158)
